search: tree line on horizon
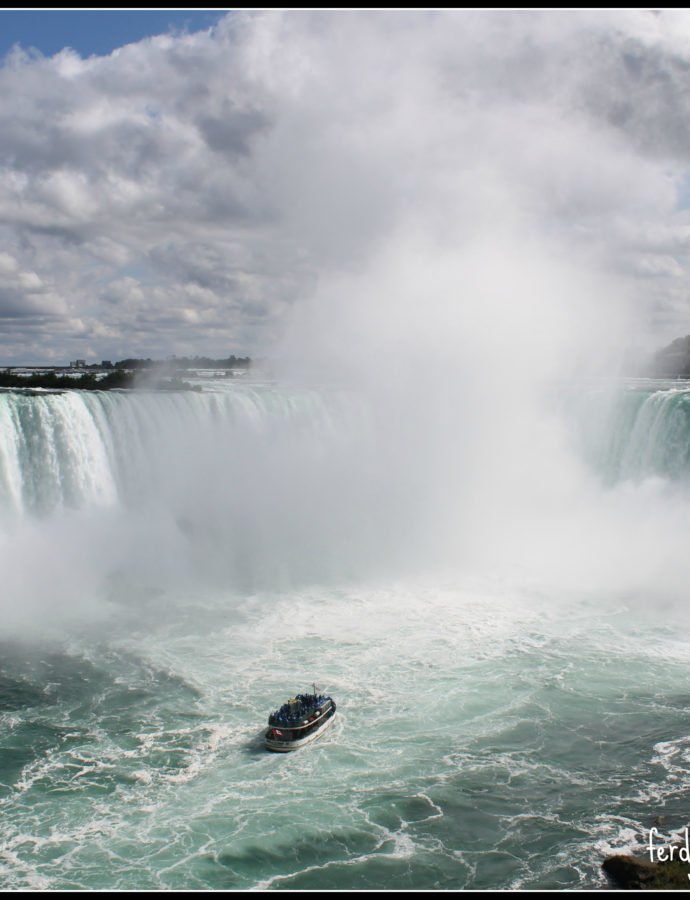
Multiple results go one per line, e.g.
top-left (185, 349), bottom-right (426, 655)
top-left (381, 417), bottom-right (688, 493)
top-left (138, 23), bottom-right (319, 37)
top-left (112, 354), bottom-right (250, 370)
top-left (0, 369), bottom-right (201, 392)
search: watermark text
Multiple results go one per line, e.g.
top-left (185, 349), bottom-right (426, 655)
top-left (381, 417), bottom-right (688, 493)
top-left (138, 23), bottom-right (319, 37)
top-left (648, 825), bottom-right (690, 879)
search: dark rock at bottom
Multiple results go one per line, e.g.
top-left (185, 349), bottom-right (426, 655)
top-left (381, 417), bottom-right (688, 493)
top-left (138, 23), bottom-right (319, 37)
top-left (603, 849), bottom-right (690, 890)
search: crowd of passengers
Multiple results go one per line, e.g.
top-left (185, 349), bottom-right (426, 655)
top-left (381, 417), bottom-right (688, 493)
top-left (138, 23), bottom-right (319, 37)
top-left (269, 693), bottom-right (328, 726)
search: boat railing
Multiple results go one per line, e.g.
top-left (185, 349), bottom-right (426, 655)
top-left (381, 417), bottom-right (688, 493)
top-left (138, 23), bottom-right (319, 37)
top-left (268, 698), bottom-right (333, 731)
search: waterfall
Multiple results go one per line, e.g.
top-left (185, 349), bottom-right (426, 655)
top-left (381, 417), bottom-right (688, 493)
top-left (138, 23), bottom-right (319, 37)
top-left (2, 377), bottom-right (690, 635)
top-left (570, 383), bottom-right (690, 485)
top-left (0, 384), bottom-right (368, 516)
top-left (0, 383), bottom-right (392, 618)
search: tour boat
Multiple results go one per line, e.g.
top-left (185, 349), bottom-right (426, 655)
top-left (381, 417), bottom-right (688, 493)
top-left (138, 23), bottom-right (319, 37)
top-left (265, 687), bottom-right (336, 752)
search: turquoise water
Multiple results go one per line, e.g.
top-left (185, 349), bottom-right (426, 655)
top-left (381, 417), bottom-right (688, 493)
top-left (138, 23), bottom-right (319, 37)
top-left (568, 380), bottom-right (690, 485)
top-left (1, 379), bottom-right (690, 890)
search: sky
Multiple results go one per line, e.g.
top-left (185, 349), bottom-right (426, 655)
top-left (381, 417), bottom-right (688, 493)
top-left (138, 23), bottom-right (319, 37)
top-left (1, 9), bottom-right (690, 366)
top-left (0, 10), bottom-right (226, 61)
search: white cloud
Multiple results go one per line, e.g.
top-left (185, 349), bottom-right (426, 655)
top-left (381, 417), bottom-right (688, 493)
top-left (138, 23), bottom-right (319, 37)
top-left (0, 10), bottom-right (689, 364)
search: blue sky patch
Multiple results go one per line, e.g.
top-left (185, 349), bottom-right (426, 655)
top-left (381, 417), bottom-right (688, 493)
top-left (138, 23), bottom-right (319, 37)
top-left (0, 9), bottom-right (226, 61)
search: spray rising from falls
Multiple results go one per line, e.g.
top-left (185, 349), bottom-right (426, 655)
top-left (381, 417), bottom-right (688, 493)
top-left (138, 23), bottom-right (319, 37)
top-left (1, 376), bottom-right (690, 636)
top-left (0, 382), bottom-right (421, 632)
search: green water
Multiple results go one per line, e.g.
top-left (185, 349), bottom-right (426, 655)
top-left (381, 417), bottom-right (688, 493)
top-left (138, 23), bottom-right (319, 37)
top-left (1, 581), bottom-right (689, 890)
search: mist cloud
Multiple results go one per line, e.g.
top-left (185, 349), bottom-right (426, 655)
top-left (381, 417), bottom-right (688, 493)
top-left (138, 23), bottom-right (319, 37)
top-left (0, 10), bottom-right (689, 363)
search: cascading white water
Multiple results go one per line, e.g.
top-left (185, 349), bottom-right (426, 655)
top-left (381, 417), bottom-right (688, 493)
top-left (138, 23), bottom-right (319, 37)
top-left (0, 382), bottom-right (394, 628)
top-left (569, 383), bottom-right (690, 485)
top-left (2, 377), bottom-right (690, 629)
top-left (0, 385), bottom-right (360, 516)
top-left (0, 391), bottom-right (118, 515)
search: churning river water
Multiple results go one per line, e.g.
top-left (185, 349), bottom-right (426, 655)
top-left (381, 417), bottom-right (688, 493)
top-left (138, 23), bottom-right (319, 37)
top-left (1, 376), bottom-right (690, 890)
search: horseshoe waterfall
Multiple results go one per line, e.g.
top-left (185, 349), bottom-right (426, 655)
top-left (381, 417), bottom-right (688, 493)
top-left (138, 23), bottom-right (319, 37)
top-left (1, 375), bottom-right (690, 890)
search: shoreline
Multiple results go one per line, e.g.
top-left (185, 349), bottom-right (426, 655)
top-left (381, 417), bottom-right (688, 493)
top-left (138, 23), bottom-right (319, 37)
top-left (0, 371), bottom-right (202, 391)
